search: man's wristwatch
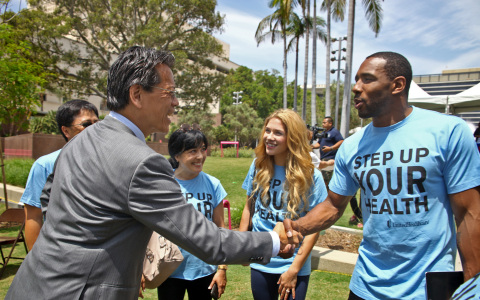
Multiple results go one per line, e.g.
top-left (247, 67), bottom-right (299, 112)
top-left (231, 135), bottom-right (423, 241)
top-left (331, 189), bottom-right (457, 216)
top-left (217, 265), bottom-right (228, 271)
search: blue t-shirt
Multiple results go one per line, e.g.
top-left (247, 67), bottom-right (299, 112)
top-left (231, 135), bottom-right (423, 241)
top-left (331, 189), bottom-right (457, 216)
top-left (169, 171), bottom-right (227, 280)
top-left (320, 126), bottom-right (343, 160)
top-left (330, 107), bottom-right (480, 299)
top-left (242, 161), bottom-right (327, 276)
top-left (20, 149), bottom-right (61, 208)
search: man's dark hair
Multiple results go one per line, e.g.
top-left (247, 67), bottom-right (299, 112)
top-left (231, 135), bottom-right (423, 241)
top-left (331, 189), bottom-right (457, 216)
top-left (366, 51), bottom-right (412, 97)
top-left (167, 129), bottom-right (208, 169)
top-left (107, 46), bottom-right (175, 111)
top-left (324, 116), bottom-right (333, 124)
top-left (56, 100), bottom-right (99, 141)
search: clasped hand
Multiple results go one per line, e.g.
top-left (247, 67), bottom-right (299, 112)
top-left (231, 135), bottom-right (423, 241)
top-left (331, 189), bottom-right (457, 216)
top-left (273, 222), bottom-right (303, 258)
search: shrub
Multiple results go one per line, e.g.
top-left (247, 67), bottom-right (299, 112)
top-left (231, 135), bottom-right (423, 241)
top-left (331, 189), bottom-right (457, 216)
top-left (209, 146), bottom-right (254, 158)
top-left (29, 110), bottom-right (59, 135)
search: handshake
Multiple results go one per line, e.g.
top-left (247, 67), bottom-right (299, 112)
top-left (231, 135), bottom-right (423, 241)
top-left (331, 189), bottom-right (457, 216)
top-left (273, 219), bottom-right (303, 258)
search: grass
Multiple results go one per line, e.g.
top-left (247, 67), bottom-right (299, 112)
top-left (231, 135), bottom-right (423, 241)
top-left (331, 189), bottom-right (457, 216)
top-left (0, 159), bottom-right (34, 188)
top-left (1, 156), bottom-right (362, 229)
top-left (138, 266), bottom-right (351, 300)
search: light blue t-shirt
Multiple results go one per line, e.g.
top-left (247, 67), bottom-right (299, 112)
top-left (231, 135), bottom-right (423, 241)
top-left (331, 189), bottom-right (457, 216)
top-left (330, 107), bottom-right (480, 299)
top-left (169, 171), bottom-right (227, 281)
top-left (242, 161), bottom-right (327, 276)
top-left (20, 149), bottom-right (61, 208)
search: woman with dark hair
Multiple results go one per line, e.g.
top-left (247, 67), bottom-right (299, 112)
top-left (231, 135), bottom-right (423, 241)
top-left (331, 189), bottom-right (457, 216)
top-left (157, 128), bottom-right (228, 300)
top-left (239, 109), bottom-right (327, 300)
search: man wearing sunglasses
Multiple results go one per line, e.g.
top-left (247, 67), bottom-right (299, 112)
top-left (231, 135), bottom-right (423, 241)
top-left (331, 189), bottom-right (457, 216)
top-left (20, 99), bottom-right (99, 251)
top-left (7, 46), bottom-right (301, 299)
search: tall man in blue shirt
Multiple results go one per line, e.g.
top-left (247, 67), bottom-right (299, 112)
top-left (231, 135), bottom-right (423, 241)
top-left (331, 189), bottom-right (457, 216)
top-left (284, 51), bottom-right (480, 299)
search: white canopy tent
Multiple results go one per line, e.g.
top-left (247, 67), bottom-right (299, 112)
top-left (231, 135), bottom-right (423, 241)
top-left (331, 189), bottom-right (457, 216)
top-left (407, 81), bottom-right (449, 113)
top-left (448, 82), bottom-right (480, 114)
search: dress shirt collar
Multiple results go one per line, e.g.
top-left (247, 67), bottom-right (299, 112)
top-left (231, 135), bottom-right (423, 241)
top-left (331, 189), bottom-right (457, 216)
top-left (108, 111), bottom-right (146, 142)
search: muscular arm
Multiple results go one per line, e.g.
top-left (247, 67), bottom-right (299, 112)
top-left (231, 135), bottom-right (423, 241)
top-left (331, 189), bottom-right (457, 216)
top-left (24, 204), bottom-right (43, 250)
top-left (288, 190), bottom-right (352, 236)
top-left (449, 186), bottom-right (480, 281)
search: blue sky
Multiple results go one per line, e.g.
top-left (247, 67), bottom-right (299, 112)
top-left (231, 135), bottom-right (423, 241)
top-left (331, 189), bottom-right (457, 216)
top-left (215, 0), bottom-right (480, 85)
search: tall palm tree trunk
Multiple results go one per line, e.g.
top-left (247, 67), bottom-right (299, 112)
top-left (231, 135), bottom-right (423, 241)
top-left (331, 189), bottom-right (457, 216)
top-left (293, 38), bottom-right (300, 112)
top-left (283, 33), bottom-right (288, 108)
top-left (325, 0), bottom-right (332, 117)
top-left (302, 0), bottom-right (310, 120)
top-left (340, 0), bottom-right (354, 138)
top-left (310, 0), bottom-right (317, 126)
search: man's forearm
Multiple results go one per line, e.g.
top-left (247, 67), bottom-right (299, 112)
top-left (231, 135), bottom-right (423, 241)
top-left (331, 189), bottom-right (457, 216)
top-left (295, 198), bottom-right (348, 236)
top-left (450, 187), bottom-right (480, 281)
top-left (457, 213), bottom-right (480, 280)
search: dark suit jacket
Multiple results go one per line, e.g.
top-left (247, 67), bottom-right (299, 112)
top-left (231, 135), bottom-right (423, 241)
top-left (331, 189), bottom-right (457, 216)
top-left (7, 116), bottom-right (272, 299)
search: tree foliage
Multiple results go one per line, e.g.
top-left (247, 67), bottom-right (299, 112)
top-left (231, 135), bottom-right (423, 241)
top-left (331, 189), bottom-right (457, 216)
top-left (220, 66), bottom-right (295, 119)
top-left (8, 0), bottom-right (227, 108)
top-left (0, 22), bottom-right (49, 136)
top-left (222, 103), bottom-right (263, 147)
top-left (175, 108), bottom-right (216, 145)
top-left (29, 110), bottom-right (58, 134)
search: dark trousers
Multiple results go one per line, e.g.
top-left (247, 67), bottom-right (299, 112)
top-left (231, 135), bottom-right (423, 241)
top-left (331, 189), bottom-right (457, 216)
top-left (250, 268), bottom-right (310, 300)
top-left (348, 290), bottom-right (365, 300)
top-left (321, 158), bottom-right (333, 189)
top-left (157, 273), bottom-right (215, 300)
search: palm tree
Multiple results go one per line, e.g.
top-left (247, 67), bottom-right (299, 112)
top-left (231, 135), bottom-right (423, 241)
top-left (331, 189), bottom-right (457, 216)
top-left (256, 0), bottom-right (298, 109)
top-left (310, 1), bottom-right (328, 126)
top-left (339, 0), bottom-right (382, 138)
top-left (310, 0), bottom-right (317, 126)
top-left (300, 0), bottom-right (310, 120)
top-left (287, 14), bottom-right (326, 113)
top-left (286, 13), bottom-right (305, 112)
top-left (321, 0), bottom-right (346, 118)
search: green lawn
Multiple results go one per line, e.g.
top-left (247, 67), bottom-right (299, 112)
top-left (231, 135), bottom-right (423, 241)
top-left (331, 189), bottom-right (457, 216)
top-left (139, 266), bottom-right (351, 300)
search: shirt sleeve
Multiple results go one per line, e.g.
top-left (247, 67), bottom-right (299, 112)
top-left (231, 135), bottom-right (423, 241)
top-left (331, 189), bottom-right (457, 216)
top-left (242, 160), bottom-right (256, 195)
top-left (214, 180), bottom-right (228, 208)
top-left (310, 169), bottom-right (328, 209)
top-left (443, 121), bottom-right (480, 194)
top-left (20, 161), bottom-right (49, 208)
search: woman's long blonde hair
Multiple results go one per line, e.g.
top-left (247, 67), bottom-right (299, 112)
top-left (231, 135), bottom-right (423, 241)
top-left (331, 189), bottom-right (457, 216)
top-left (252, 109), bottom-right (315, 219)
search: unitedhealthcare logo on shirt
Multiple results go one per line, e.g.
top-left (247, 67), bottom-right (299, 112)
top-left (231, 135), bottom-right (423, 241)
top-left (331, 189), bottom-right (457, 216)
top-left (387, 220), bottom-right (429, 228)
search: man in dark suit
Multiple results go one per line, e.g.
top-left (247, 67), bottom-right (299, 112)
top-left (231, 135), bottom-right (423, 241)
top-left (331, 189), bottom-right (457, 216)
top-left (6, 46), bottom-right (300, 299)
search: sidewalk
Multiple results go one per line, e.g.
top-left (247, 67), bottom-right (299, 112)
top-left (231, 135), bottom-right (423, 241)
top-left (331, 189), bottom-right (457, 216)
top-left (0, 184), bottom-right (463, 274)
top-left (0, 184), bottom-right (24, 208)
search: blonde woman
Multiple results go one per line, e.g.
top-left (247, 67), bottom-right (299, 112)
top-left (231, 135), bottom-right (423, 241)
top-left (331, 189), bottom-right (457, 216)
top-left (239, 109), bottom-right (327, 300)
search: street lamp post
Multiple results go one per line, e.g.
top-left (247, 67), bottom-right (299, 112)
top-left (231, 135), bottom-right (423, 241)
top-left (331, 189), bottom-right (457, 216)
top-left (330, 37), bottom-right (347, 129)
top-left (232, 91), bottom-right (243, 142)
